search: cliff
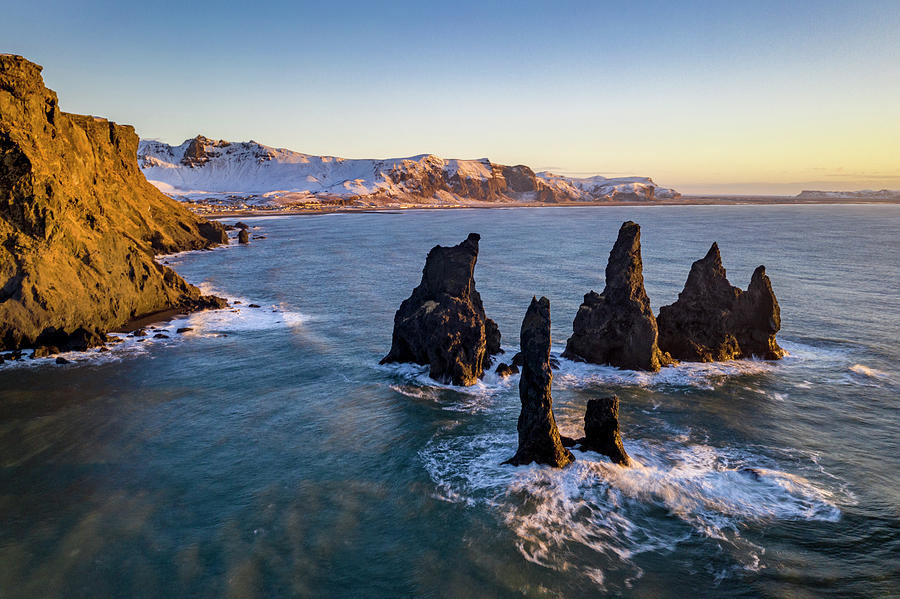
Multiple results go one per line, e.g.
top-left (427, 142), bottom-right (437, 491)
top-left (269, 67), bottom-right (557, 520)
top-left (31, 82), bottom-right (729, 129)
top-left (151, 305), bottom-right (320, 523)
top-left (0, 55), bottom-right (228, 352)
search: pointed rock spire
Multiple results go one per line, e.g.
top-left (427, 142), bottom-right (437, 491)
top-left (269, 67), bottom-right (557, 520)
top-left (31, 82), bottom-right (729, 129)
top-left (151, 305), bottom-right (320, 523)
top-left (381, 233), bottom-right (502, 386)
top-left (562, 221), bottom-right (671, 371)
top-left (504, 297), bottom-right (574, 468)
top-left (657, 244), bottom-right (784, 361)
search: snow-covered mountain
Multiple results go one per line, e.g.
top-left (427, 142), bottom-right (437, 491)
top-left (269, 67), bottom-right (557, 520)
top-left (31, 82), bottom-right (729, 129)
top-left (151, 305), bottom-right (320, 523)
top-left (138, 136), bottom-right (680, 208)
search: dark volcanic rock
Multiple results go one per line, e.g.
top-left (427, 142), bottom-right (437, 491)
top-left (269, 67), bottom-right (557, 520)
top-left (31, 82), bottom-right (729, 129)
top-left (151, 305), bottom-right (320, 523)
top-left (0, 55), bottom-right (227, 352)
top-left (485, 318), bottom-right (502, 356)
top-left (176, 327), bottom-right (193, 334)
top-left (181, 136), bottom-right (211, 167)
top-left (380, 233), bottom-right (502, 386)
top-left (578, 396), bottom-right (631, 466)
top-left (656, 243), bottom-right (784, 361)
top-left (238, 229), bottom-right (250, 244)
top-left (495, 362), bottom-right (518, 377)
top-left (32, 345), bottom-right (58, 358)
top-left (55, 356), bottom-right (70, 364)
top-left (511, 351), bottom-right (559, 370)
top-left (562, 221), bottom-right (670, 371)
top-left (504, 297), bottom-right (574, 468)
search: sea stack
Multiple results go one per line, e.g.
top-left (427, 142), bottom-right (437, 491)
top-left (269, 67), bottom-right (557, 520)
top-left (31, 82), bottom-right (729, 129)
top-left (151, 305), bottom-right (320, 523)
top-left (656, 243), bottom-right (785, 361)
top-left (562, 221), bottom-right (670, 371)
top-left (504, 297), bottom-right (574, 468)
top-left (380, 233), bottom-right (502, 386)
top-left (0, 55), bottom-right (227, 353)
top-left (578, 396), bottom-right (631, 466)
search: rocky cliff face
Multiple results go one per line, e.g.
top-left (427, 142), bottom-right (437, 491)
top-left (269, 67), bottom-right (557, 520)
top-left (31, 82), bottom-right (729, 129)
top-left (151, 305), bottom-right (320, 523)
top-left (562, 221), bottom-right (671, 371)
top-left (380, 233), bottom-right (502, 386)
top-left (0, 55), bottom-right (227, 352)
top-left (656, 243), bottom-right (785, 361)
top-left (504, 296), bottom-right (574, 468)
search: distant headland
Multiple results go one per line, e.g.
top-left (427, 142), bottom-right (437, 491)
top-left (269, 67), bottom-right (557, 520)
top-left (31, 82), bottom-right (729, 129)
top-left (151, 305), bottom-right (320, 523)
top-left (137, 137), bottom-right (900, 217)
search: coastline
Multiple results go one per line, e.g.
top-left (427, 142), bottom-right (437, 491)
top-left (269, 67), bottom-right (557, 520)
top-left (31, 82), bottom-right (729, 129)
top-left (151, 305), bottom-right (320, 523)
top-left (191, 196), bottom-right (900, 218)
top-left (112, 307), bottom-right (189, 333)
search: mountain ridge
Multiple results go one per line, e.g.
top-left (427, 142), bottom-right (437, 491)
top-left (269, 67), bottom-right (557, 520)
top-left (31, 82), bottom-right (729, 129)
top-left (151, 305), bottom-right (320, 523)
top-left (138, 135), bottom-right (680, 209)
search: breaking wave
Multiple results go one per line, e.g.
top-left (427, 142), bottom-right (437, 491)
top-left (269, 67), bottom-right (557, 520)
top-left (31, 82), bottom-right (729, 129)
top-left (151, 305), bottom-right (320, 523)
top-left (553, 355), bottom-right (777, 391)
top-left (848, 363), bottom-right (893, 384)
top-left (378, 361), bottom-right (516, 413)
top-left (0, 297), bottom-right (306, 370)
top-left (420, 429), bottom-right (844, 590)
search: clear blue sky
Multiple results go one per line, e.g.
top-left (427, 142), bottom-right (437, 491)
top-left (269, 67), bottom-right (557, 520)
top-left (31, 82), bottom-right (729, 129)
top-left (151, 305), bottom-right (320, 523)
top-left (5, 0), bottom-right (899, 194)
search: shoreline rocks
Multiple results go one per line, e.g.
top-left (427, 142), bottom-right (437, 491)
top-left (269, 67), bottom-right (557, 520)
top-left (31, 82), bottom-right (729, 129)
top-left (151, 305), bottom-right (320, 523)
top-left (656, 243), bottom-right (785, 361)
top-left (380, 233), bottom-right (502, 386)
top-left (495, 362), bottom-right (518, 377)
top-left (0, 54), bottom-right (227, 353)
top-left (562, 221), bottom-right (671, 371)
top-left (504, 296), bottom-right (574, 468)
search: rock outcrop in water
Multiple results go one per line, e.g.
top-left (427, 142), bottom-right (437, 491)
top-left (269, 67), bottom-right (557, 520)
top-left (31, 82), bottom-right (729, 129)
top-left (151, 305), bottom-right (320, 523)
top-left (495, 362), bottom-right (518, 377)
top-left (562, 221), bottom-right (671, 371)
top-left (0, 55), bottom-right (227, 352)
top-left (576, 396), bottom-right (631, 466)
top-left (656, 243), bottom-right (785, 361)
top-left (380, 233), bottom-right (502, 386)
top-left (504, 296), bottom-right (574, 468)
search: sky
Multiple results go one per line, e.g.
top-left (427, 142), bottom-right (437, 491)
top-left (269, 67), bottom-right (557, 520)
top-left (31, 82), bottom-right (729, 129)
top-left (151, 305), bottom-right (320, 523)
top-left (5, 0), bottom-right (899, 195)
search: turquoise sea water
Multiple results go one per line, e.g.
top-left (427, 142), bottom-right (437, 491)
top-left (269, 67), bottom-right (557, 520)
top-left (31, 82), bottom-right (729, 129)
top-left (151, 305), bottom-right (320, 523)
top-left (1, 205), bottom-right (898, 597)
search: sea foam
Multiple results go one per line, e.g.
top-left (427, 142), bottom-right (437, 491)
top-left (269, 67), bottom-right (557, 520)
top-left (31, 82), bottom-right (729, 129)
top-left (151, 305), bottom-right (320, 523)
top-left (0, 296), bottom-right (306, 370)
top-left (420, 428), bottom-right (844, 589)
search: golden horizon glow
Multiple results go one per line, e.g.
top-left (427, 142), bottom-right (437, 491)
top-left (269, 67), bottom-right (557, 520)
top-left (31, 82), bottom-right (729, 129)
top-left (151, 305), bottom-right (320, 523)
top-left (5, 2), bottom-right (898, 196)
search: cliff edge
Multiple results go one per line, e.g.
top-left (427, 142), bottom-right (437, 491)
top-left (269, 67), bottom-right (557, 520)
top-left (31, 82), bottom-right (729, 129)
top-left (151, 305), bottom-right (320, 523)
top-left (0, 55), bottom-right (228, 352)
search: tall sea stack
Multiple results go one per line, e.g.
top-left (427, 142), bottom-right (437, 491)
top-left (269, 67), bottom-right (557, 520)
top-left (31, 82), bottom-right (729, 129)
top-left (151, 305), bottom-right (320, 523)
top-left (380, 233), bottom-right (502, 386)
top-left (656, 243), bottom-right (784, 361)
top-left (0, 55), bottom-right (227, 352)
top-left (504, 296), bottom-right (574, 468)
top-left (562, 221), bottom-right (670, 371)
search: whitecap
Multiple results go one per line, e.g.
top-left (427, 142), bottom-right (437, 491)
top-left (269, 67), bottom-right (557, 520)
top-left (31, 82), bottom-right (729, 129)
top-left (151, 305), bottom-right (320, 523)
top-left (176, 301), bottom-right (307, 335)
top-left (552, 353), bottom-right (776, 391)
top-left (376, 361), bottom-right (516, 413)
top-left (420, 429), bottom-right (843, 588)
top-left (0, 296), bottom-right (307, 370)
top-left (0, 330), bottom-right (164, 370)
top-left (849, 363), bottom-right (890, 380)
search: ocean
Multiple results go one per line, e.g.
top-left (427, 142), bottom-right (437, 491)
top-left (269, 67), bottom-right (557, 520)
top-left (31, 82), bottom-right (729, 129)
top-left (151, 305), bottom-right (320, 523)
top-left (1, 205), bottom-right (898, 597)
